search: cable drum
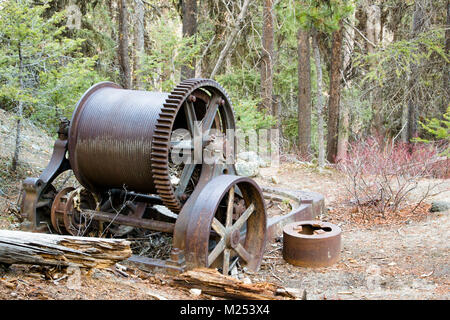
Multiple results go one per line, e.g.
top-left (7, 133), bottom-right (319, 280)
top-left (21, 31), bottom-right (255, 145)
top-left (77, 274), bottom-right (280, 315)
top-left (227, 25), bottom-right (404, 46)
top-left (68, 79), bottom-right (237, 212)
top-left (69, 82), bottom-right (169, 194)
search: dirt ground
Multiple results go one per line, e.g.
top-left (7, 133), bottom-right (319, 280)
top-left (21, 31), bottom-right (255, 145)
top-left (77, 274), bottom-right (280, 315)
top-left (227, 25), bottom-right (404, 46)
top-left (251, 165), bottom-right (450, 300)
top-left (0, 109), bottom-right (449, 300)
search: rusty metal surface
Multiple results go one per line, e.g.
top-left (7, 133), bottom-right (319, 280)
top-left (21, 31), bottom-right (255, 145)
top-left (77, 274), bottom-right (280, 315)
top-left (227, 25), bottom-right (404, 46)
top-left (263, 186), bottom-right (325, 240)
top-left (174, 175), bottom-right (267, 274)
top-left (67, 79), bottom-right (237, 214)
top-left (20, 120), bottom-right (70, 230)
top-left (50, 187), bottom-right (75, 234)
top-left (81, 209), bottom-right (175, 234)
top-left (150, 78), bottom-right (237, 212)
top-left (267, 204), bottom-right (313, 240)
top-left (22, 78), bottom-right (337, 277)
top-left (282, 220), bottom-right (341, 268)
top-left (50, 187), bottom-right (175, 235)
top-left (63, 189), bottom-right (99, 236)
top-left (68, 82), bottom-right (168, 194)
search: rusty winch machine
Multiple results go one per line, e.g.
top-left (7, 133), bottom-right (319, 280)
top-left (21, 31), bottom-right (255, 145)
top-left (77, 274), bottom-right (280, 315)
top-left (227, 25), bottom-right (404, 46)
top-left (20, 79), bottom-right (268, 274)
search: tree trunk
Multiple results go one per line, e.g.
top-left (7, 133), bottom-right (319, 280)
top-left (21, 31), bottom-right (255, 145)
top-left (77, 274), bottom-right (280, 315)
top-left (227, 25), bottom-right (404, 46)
top-left (12, 104), bottom-right (23, 172)
top-left (260, 0), bottom-right (274, 112)
top-left (272, 94), bottom-right (282, 151)
top-left (312, 30), bottom-right (325, 168)
top-left (118, 0), bottom-right (131, 89)
top-left (366, 4), bottom-right (383, 138)
top-left (210, 0), bottom-right (251, 79)
top-left (326, 24), bottom-right (344, 163)
top-left (401, 100), bottom-right (408, 142)
top-left (443, 0), bottom-right (450, 115)
top-left (173, 268), bottom-right (295, 300)
top-left (133, 0), bottom-right (145, 89)
top-left (337, 11), bottom-right (356, 161)
top-left (337, 102), bottom-right (349, 162)
top-left (195, 34), bottom-right (215, 77)
top-left (11, 42), bottom-right (24, 172)
top-left (342, 10), bottom-right (355, 79)
top-left (181, 0), bottom-right (197, 80)
top-left (406, 0), bottom-right (427, 142)
top-left (0, 230), bottom-right (131, 269)
top-left (365, 4), bottom-right (381, 57)
top-left (297, 28), bottom-right (312, 159)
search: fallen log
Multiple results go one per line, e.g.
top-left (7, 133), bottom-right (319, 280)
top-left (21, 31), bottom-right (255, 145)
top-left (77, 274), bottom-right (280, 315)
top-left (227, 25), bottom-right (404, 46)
top-left (0, 229), bottom-right (131, 269)
top-left (172, 268), bottom-right (295, 300)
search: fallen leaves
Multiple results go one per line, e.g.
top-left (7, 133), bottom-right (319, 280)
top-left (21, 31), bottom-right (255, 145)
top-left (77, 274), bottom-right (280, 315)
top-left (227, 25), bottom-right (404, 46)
top-left (327, 202), bottom-right (433, 228)
top-left (0, 278), bottom-right (16, 289)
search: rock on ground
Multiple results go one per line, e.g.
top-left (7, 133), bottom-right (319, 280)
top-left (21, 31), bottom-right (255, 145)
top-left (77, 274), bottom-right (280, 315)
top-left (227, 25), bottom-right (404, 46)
top-left (430, 201), bottom-right (450, 212)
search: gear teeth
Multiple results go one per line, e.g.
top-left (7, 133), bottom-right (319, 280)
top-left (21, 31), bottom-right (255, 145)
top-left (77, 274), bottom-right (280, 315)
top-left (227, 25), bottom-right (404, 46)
top-left (150, 78), bottom-right (233, 213)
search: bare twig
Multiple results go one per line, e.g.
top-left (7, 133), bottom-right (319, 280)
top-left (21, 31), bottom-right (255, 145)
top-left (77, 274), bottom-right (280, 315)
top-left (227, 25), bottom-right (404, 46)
top-left (210, 0), bottom-right (251, 78)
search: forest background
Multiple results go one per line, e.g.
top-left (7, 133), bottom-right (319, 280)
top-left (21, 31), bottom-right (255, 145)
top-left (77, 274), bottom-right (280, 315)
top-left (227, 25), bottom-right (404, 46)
top-left (0, 0), bottom-right (448, 171)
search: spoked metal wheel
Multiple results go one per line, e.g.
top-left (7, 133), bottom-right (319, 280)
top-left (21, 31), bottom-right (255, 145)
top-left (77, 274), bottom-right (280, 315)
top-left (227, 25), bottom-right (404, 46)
top-left (176, 175), bottom-right (267, 274)
top-left (50, 187), bottom-right (99, 236)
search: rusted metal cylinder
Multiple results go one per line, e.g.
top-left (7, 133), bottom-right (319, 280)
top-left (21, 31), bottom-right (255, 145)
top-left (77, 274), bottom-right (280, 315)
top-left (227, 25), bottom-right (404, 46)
top-left (68, 82), bottom-right (169, 194)
top-left (282, 220), bottom-right (341, 268)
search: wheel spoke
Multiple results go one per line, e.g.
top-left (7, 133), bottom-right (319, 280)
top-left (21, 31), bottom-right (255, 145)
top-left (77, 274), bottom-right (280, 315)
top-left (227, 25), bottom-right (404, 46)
top-left (223, 248), bottom-right (231, 274)
top-left (235, 243), bottom-right (252, 263)
top-left (208, 238), bottom-right (225, 266)
top-left (229, 255), bottom-right (239, 272)
top-left (225, 186), bottom-right (234, 228)
top-left (175, 163), bottom-right (196, 198)
top-left (36, 199), bottom-right (52, 208)
top-left (170, 139), bottom-right (193, 149)
top-left (202, 94), bottom-right (221, 132)
top-left (171, 134), bottom-right (214, 149)
top-left (184, 101), bottom-right (197, 135)
top-left (234, 185), bottom-right (243, 198)
top-left (211, 218), bottom-right (226, 237)
top-left (233, 203), bottom-right (255, 231)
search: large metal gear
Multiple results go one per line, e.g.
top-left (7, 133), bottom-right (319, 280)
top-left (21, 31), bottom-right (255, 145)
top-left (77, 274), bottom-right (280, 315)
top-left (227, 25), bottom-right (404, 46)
top-left (151, 78), bottom-right (237, 212)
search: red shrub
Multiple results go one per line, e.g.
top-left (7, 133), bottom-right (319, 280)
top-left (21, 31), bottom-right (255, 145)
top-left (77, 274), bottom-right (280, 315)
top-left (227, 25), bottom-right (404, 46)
top-left (336, 137), bottom-right (446, 217)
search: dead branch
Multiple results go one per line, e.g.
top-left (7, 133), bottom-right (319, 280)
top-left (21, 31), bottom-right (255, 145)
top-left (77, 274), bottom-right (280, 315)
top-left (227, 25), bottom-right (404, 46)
top-left (172, 268), bottom-right (295, 300)
top-left (210, 0), bottom-right (251, 78)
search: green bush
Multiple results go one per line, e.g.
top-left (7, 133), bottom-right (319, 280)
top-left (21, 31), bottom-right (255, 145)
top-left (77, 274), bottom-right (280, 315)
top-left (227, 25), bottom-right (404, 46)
top-left (416, 106), bottom-right (450, 156)
top-left (0, 0), bottom-right (106, 134)
top-left (233, 98), bottom-right (275, 133)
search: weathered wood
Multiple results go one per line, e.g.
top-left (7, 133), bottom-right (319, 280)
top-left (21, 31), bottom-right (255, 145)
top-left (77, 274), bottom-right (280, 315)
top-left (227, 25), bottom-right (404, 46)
top-left (0, 230), bottom-right (131, 269)
top-left (172, 268), bottom-right (295, 300)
